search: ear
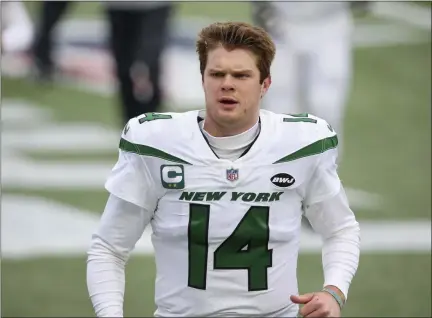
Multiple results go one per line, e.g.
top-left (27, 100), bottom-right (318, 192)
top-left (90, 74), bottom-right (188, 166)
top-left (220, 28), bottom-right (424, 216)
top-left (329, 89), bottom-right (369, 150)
top-left (260, 76), bottom-right (271, 98)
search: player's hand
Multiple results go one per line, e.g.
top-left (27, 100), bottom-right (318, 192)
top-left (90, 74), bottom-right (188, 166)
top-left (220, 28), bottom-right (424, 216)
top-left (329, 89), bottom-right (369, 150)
top-left (290, 291), bottom-right (341, 317)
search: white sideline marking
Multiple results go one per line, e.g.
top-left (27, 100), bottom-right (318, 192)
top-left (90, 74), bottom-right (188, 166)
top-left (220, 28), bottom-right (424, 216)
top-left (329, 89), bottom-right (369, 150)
top-left (2, 195), bottom-right (430, 260)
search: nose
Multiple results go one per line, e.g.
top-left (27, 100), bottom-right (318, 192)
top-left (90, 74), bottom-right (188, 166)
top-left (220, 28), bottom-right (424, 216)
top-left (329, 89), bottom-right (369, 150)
top-left (221, 75), bottom-right (235, 91)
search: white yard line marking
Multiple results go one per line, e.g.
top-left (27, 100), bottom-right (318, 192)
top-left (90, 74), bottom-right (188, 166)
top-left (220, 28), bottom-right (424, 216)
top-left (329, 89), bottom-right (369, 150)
top-left (0, 99), bottom-right (53, 125)
top-left (2, 124), bottom-right (119, 151)
top-left (2, 158), bottom-right (113, 189)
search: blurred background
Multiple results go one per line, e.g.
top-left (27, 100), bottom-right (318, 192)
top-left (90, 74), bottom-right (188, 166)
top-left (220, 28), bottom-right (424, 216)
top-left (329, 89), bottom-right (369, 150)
top-left (1, 1), bottom-right (431, 317)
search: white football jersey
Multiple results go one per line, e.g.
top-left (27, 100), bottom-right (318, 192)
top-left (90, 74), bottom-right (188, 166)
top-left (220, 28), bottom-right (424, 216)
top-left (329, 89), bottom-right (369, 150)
top-left (105, 109), bottom-right (340, 317)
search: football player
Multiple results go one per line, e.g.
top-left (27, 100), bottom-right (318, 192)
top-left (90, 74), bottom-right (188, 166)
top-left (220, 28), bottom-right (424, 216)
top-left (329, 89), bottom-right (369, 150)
top-left (87, 21), bottom-right (360, 318)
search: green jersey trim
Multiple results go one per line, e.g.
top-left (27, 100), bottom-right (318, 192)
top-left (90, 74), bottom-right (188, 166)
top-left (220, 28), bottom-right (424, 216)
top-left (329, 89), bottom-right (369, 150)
top-left (273, 135), bottom-right (338, 164)
top-left (119, 138), bottom-right (192, 165)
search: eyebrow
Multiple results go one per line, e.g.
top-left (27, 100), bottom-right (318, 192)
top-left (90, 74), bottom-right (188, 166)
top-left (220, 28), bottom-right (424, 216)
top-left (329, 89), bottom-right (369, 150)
top-left (208, 68), bottom-right (254, 73)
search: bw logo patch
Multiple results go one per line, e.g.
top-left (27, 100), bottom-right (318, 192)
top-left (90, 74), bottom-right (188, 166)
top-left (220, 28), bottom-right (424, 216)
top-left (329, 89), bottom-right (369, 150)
top-left (270, 173), bottom-right (295, 188)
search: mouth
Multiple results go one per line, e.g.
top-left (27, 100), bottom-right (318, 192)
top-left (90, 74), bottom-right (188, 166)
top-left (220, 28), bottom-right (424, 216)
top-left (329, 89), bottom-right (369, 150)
top-left (218, 97), bottom-right (239, 108)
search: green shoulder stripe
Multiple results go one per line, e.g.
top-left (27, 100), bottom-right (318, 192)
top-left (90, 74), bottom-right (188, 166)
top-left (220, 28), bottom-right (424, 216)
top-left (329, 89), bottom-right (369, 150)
top-left (119, 138), bottom-right (191, 165)
top-left (283, 117), bottom-right (317, 123)
top-left (273, 135), bottom-right (338, 164)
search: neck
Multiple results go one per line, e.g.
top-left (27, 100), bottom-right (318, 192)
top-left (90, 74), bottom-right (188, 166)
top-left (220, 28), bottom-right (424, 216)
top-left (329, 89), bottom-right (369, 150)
top-left (203, 113), bottom-right (260, 137)
top-left (199, 118), bottom-right (261, 161)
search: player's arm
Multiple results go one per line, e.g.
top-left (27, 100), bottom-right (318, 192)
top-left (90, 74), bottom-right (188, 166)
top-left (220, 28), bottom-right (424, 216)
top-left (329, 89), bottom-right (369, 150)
top-left (87, 195), bottom-right (152, 317)
top-left (299, 145), bottom-right (360, 314)
top-left (87, 119), bottom-right (158, 317)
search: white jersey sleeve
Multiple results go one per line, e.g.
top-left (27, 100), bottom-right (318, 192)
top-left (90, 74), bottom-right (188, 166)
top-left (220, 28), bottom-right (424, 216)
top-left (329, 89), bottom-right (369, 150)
top-left (304, 147), bottom-right (341, 206)
top-left (105, 118), bottom-right (158, 211)
top-left (87, 194), bottom-right (153, 317)
top-left (304, 188), bottom-right (360, 299)
top-left (301, 118), bottom-right (360, 300)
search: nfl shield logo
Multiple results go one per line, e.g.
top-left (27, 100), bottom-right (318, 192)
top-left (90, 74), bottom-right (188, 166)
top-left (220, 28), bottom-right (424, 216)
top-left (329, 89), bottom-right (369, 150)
top-left (226, 168), bottom-right (239, 181)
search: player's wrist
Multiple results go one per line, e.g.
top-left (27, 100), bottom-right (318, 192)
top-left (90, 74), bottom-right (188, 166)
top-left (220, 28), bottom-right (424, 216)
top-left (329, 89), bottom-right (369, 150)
top-left (322, 285), bottom-right (345, 309)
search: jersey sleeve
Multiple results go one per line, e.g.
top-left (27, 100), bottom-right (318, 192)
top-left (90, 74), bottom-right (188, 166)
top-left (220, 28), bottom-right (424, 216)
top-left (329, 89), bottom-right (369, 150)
top-left (303, 117), bottom-right (341, 206)
top-left (105, 118), bottom-right (158, 211)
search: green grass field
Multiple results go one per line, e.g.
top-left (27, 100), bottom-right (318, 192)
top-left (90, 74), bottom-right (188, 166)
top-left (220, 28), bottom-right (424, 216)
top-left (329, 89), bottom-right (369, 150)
top-left (2, 2), bottom-right (431, 317)
top-left (3, 254), bottom-right (431, 317)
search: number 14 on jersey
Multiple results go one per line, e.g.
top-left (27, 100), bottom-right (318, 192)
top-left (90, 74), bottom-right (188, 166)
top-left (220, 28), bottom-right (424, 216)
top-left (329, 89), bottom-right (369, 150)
top-left (188, 203), bottom-right (273, 292)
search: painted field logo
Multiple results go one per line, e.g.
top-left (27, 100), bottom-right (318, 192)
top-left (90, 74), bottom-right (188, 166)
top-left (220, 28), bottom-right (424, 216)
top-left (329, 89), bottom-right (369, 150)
top-left (271, 173), bottom-right (295, 188)
top-left (160, 165), bottom-right (185, 189)
top-left (226, 168), bottom-right (239, 181)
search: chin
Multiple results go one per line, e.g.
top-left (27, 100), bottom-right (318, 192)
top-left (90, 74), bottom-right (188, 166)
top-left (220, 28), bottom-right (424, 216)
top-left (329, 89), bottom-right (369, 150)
top-left (216, 106), bottom-right (242, 122)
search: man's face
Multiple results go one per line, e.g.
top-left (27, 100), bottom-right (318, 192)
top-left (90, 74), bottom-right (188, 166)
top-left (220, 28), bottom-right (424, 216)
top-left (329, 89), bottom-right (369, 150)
top-left (202, 46), bottom-right (270, 127)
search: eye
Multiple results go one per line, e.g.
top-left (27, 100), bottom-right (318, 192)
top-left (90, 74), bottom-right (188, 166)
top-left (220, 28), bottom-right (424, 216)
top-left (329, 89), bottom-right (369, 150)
top-left (234, 73), bottom-right (250, 79)
top-left (210, 72), bottom-right (225, 77)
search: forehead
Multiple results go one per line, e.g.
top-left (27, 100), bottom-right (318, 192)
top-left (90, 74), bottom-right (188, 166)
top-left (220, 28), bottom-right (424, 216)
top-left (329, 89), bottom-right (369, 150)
top-left (206, 46), bottom-right (259, 71)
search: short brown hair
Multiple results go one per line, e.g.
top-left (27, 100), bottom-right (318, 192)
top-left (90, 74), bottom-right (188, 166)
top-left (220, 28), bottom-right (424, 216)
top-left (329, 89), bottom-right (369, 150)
top-left (196, 21), bottom-right (276, 83)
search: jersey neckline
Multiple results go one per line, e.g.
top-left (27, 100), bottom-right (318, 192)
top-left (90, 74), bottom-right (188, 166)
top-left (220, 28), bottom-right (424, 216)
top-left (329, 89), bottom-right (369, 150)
top-left (188, 109), bottom-right (268, 163)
